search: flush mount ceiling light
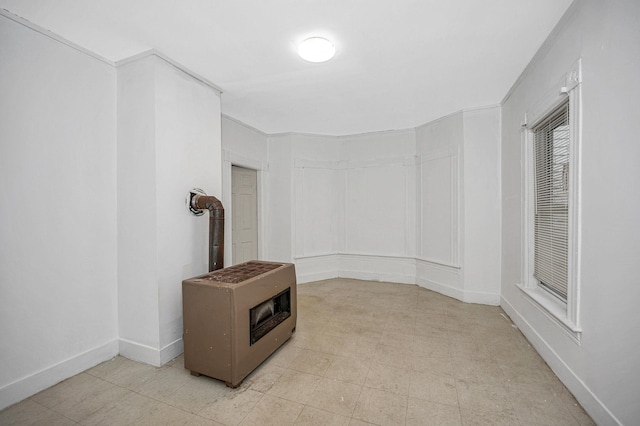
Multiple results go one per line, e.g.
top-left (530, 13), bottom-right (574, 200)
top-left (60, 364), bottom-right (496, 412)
top-left (297, 37), bottom-right (336, 63)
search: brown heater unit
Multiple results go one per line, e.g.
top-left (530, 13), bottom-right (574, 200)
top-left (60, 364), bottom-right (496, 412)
top-left (182, 261), bottom-right (297, 387)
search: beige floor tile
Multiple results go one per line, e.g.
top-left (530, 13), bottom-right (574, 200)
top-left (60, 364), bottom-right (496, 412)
top-left (30, 373), bottom-right (99, 409)
top-left (383, 320), bottom-right (416, 336)
top-left (199, 388), bottom-right (264, 425)
top-left (268, 341), bottom-right (305, 368)
top-left (323, 318), bottom-right (358, 337)
top-left (459, 408), bottom-right (520, 425)
top-left (167, 353), bottom-right (186, 368)
top-left (240, 394), bottom-right (303, 426)
top-left (296, 318), bottom-right (326, 334)
top-left (509, 388), bottom-right (579, 426)
top-left (449, 339), bottom-right (492, 360)
top-left (414, 310), bottom-right (447, 324)
top-left (452, 357), bottom-right (506, 385)
top-left (406, 397), bottom-right (462, 426)
top-left (81, 390), bottom-right (160, 425)
top-left (1, 279), bottom-right (595, 426)
top-left (446, 326), bottom-right (481, 341)
top-left (348, 419), bottom-right (377, 426)
top-left (407, 354), bottom-right (454, 377)
top-left (557, 389), bottom-right (596, 426)
top-left (132, 401), bottom-right (203, 426)
top-left (337, 338), bottom-right (379, 361)
top-left (29, 411), bottom-right (78, 425)
top-left (186, 415), bottom-right (226, 425)
top-left (352, 387), bottom-right (408, 426)
top-left (354, 326), bottom-right (386, 342)
top-left (136, 364), bottom-right (192, 401)
top-left (409, 370), bottom-right (458, 407)
top-left (324, 355), bottom-right (371, 385)
top-left (292, 331), bottom-right (349, 355)
top-left (379, 330), bottom-right (414, 349)
top-left (289, 348), bottom-right (335, 376)
top-left (90, 356), bottom-right (159, 390)
top-left (294, 406), bottom-right (350, 425)
top-left (307, 377), bottom-right (362, 417)
top-left (165, 374), bottom-right (229, 414)
top-left (84, 355), bottom-right (129, 379)
top-left (410, 335), bottom-right (451, 358)
top-left (365, 362), bottom-right (412, 395)
top-left (413, 321), bottom-right (450, 340)
top-left (289, 330), bottom-right (315, 349)
top-left (266, 369), bottom-right (321, 404)
top-left (372, 343), bottom-right (413, 370)
top-left (489, 340), bottom-right (539, 365)
top-left (0, 399), bottom-right (75, 426)
top-left (104, 357), bottom-right (159, 391)
top-left (243, 363), bottom-right (287, 393)
top-left (445, 315), bottom-right (479, 331)
top-left (310, 332), bottom-right (351, 355)
top-left (500, 363), bottom-right (563, 395)
top-left (495, 349), bottom-right (549, 371)
top-left (456, 379), bottom-right (513, 414)
top-left (31, 373), bottom-right (130, 422)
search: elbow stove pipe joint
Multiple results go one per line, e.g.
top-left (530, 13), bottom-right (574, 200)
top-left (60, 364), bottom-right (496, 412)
top-left (188, 189), bottom-right (225, 272)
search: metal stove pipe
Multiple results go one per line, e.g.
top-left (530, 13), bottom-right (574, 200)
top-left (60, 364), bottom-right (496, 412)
top-left (191, 194), bottom-right (224, 271)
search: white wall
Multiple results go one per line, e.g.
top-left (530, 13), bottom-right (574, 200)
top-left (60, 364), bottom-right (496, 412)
top-left (222, 115), bottom-right (268, 161)
top-left (265, 134), bottom-right (294, 263)
top-left (117, 54), bottom-right (161, 362)
top-left (117, 52), bottom-right (222, 366)
top-left (290, 133), bottom-right (341, 263)
top-left (462, 107), bottom-right (501, 303)
top-left (244, 119), bottom-right (500, 298)
top-left (416, 112), bottom-right (463, 268)
top-left (415, 108), bottom-right (501, 305)
top-left (500, 1), bottom-right (640, 424)
top-left (0, 15), bottom-right (224, 407)
top-left (221, 116), bottom-right (268, 264)
top-left (273, 131), bottom-right (417, 283)
top-left (0, 13), bottom-right (118, 409)
top-left (341, 131), bottom-right (416, 258)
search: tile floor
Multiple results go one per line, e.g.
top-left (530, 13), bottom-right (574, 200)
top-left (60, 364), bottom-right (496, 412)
top-left (0, 278), bottom-right (594, 425)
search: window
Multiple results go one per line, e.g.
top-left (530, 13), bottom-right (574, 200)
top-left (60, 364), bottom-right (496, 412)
top-left (519, 59), bottom-right (582, 342)
top-left (533, 103), bottom-right (570, 301)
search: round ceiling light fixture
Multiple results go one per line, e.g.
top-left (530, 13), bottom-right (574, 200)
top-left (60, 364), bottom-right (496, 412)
top-left (297, 37), bottom-right (336, 63)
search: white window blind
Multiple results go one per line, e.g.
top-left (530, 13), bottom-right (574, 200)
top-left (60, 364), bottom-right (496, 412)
top-left (533, 102), bottom-right (570, 301)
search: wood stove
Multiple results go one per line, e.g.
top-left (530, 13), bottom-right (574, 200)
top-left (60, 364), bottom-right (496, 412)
top-left (182, 261), bottom-right (297, 387)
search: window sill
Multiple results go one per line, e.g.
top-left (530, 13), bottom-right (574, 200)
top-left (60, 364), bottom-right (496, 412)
top-left (516, 283), bottom-right (582, 344)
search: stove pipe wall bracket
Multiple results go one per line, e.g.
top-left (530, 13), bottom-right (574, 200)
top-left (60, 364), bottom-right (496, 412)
top-left (187, 188), bottom-right (224, 272)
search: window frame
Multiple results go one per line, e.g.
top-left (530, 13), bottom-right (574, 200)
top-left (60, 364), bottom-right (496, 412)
top-left (519, 58), bottom-right (583, 343)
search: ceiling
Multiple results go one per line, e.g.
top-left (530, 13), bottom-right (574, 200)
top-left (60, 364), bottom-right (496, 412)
top-left (0, 0), bottom-right (573, 136)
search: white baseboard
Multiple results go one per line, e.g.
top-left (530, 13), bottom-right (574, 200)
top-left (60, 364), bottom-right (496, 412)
top-left (415, 259), bottom-right (499, 305)
top-left (339, 253), bottom-right (416, 284)
top-left (118, 338), bottom-right (161, 366)
top-left (417, 276), bottom-right (465, 301)
top-left (0, 339), bottom-right (119, 410)
top-left (501, 296), bottom-right (622, 426)
top-left (295, 254), bottom-right (499, 305)
top-left (159, 338), bottom-right (184, 366)
top-left (464, 291), bottom-right (500, 305)
top-left (118, 337), bottom-right (183, 367)
top-left (416, 277), bottom-right (499, 305)
top-left (294, 253), bottom-right (415, 285)
top-left (295, 254), bottom-right (340, 283)
top-left (416, 258), bottom-right (464, 301)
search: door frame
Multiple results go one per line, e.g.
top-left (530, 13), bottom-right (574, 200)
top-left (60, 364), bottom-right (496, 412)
top-left (222, 150), bottom-right (267, 265)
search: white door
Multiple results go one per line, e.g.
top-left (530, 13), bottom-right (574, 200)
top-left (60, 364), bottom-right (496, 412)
top-left (232, 166), bottom-right (258, 264)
